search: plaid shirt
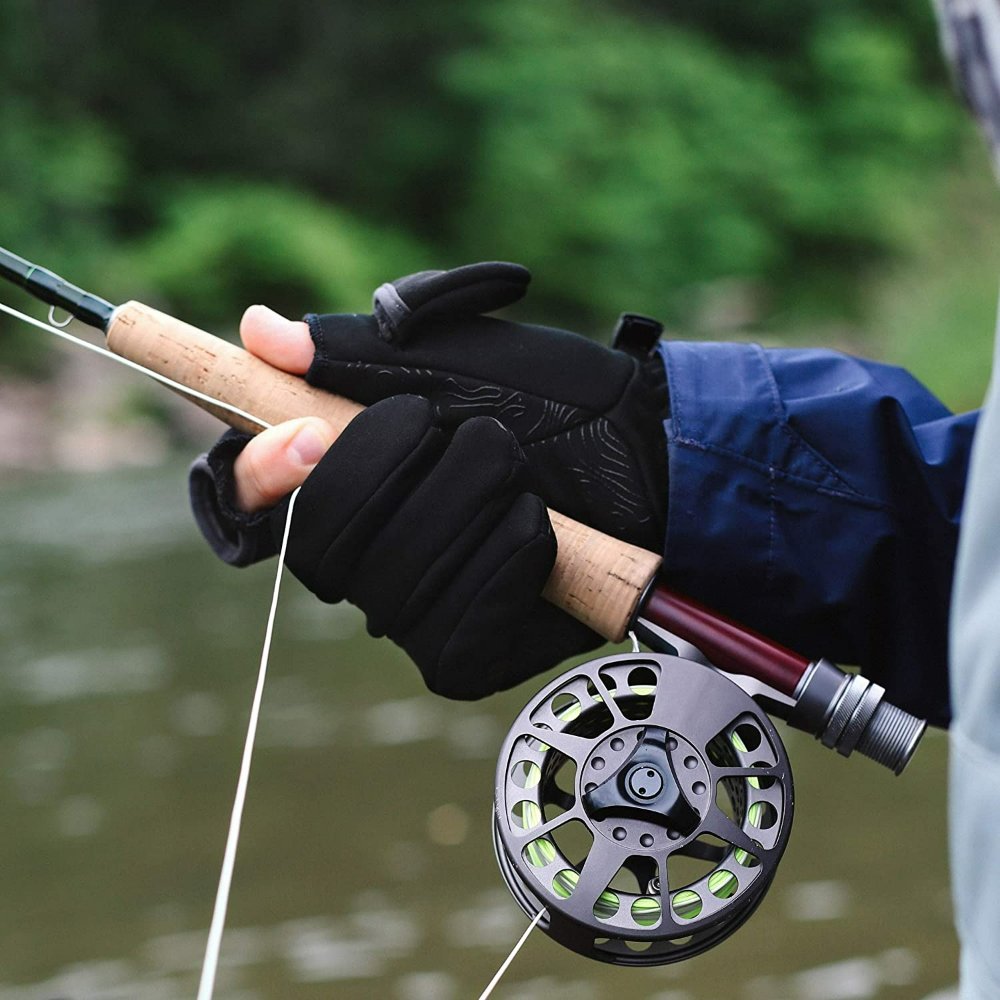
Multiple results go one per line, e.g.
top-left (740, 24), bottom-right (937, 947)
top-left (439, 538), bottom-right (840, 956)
top-left (936, 0), bottom-right (1000, 172)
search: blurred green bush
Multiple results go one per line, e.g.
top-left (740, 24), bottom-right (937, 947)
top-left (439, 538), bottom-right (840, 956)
top-left (0, 0), bottom-right (996, 407)
top-left (122, 184), bottom-right (424, 326)
top-left (446, 1), bottom-right (960, 325)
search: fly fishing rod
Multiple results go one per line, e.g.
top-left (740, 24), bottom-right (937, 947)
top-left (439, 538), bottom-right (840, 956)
top-left (0, 245), bottom-right (926, 964)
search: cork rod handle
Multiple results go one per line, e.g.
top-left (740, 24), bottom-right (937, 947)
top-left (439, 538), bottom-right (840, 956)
top-left (107, 301), bottom-right (662, 641)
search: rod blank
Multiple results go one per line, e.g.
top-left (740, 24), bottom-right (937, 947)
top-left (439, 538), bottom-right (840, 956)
top-left (0, 246), bottom-right (115, 331)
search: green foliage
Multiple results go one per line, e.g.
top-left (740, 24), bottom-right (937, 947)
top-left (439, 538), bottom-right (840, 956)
top-left (443, 0), bottom-right (961, 325)
top-left (0, 0), bottom-right (992, 383)
top-left (0, 99), bottom-right (126, 370)
top-left (122, 184), bottom-right (426, 329)
top-left (0, 103), bottom-right (123, 254)
top-left (870, 145), bottom-right (1000, 411)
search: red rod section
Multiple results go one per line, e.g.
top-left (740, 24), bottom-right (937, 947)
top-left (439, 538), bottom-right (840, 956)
top-left (641, 583), bottom-right (809, 696)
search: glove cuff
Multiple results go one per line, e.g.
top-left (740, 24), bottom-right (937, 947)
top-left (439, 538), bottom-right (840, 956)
top-left (188, 429), bottom-right (278, 567)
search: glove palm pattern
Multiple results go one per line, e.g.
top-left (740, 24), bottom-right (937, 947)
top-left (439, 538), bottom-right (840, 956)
top-left (306, 262), bottom-right (669, 553)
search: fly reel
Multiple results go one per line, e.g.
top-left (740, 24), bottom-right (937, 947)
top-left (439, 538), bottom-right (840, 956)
top-left (493, 650), bottom-right (793, 965)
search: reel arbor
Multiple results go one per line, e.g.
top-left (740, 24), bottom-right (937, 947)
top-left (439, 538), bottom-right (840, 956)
top-left (493, 651), bottom-right (793, 964)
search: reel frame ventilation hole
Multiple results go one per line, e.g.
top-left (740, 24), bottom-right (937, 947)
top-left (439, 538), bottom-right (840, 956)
top-left (492, 651), bottom-right (793, 965)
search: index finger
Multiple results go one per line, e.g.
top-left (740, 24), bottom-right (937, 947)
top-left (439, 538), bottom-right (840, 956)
top-left (240, 304), bottom-right (315, 375)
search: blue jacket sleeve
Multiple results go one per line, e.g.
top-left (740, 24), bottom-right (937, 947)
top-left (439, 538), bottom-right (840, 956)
top-left (658, 341), bottom-right (977, 728)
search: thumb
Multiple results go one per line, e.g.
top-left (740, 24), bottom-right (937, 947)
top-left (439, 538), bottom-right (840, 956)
top-left (240, 304), bottom-right (314, 374)
top-left (233, 417), bottom-right (336, 512)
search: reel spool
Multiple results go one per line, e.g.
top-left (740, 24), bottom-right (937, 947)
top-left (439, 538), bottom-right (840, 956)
top-left (493, 651), bottom-right (793, 965)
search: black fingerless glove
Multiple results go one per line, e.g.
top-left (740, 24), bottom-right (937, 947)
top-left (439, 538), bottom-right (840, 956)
top-left (189, 262), bottom-right (670, 698)
top-left (281, 396), bottom-right (598, 697)
top-left (307, 261), bottom-right (670, 553)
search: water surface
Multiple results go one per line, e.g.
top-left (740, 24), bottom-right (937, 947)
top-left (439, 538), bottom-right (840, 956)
top-left (0, 465), bottom-right (958, 999)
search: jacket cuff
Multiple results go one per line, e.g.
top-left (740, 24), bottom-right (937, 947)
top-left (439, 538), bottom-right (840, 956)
top-left (188, 430), bottom-right (278, 567)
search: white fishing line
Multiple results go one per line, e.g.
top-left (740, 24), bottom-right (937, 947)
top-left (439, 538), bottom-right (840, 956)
top-left (476, 907), bottom-right (546, 1000)
top-left (3, 296), bottom-right (538, 998)
top-left (0, 297), bottom-right (292, 998)
top-left (0, 300), bottom-right (271, 431)
top-left (196, 486), bottom-right (301, 1000)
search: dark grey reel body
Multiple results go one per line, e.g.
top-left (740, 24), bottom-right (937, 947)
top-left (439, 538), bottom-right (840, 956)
top-left (493, 651), bottom-right (793, 964)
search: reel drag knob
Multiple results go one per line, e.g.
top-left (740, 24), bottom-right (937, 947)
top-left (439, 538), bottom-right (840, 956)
top-left (493, 651), bottom-right (794, 965)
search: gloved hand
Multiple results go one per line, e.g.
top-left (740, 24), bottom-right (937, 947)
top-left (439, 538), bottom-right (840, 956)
top-left (189, 262), bottom-right (670, 697)
top-left (193, 395), bottom-right (601, 698)
top-left (304, 261), bottom-right (669, 552)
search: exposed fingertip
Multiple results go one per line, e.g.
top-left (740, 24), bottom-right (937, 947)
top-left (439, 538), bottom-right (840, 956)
top-left (233, 417), bottom-right (335, 513)
top-left (240, 303), bottom-right (272, 328)
top-left (240, 304), bottom-right (314, 374)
